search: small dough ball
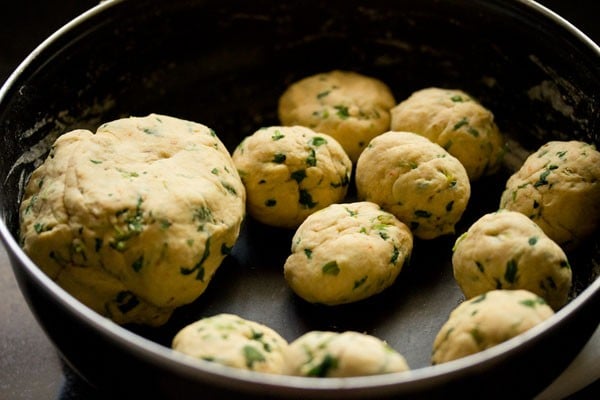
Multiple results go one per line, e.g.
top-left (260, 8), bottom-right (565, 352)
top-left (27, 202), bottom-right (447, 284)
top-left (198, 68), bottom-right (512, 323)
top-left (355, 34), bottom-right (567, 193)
top-left (499, 140), bottom-right (600, 249)
top-left (390, 87), bottom-right (505, 180)
top-left (432, 289), bottom-right (554, 364)
top-left (172, 314), bottom-right (289, 374)
top-left (285, 331), bottom-right (409, 377)
top-left (232, 126), bottom-right (352, 229)
top-left (452, 210), bottom-right (572, 310)
top-left (284, 202), bottom-right (413, 305)
top-left (356, 131), bottom-right (470, 239)
top-left (278, 70), bottom-right (396, 162)
top-left (19, 114), bottom-right (245, 326)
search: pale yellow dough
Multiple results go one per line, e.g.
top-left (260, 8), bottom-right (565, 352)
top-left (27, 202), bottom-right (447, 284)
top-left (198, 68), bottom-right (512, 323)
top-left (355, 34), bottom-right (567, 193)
top-left (172, 313), bottom-right (289, 374)
top-left (278, 70), bottom-right (396, 162)
top-left (355, 131), bottom-right (470, 239)
top-left (499, 140), bottom-right (600, 249)
top-left (390, 87), bottom-right (505, 180)
top-left (432, 289), bottom-right (554, 364)
top-left (285, 330), bottom-right (409, 377)
top-left (452, 210), bottom-right (572, 310)
top-left (232, 125), bottom-right (352, 229)
top-left (19, 114), bottom-right (245, 326)
top-left (284, 201), bottom-right (413, 305)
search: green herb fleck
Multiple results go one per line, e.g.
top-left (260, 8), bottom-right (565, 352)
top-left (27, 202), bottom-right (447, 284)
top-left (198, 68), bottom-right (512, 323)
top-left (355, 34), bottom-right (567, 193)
top-left (306, 149), bottom-right (317, 167)
top-left (450, 95), bottom-right (465, 102)
top-left (291, 169), bottom-right (307, 183)
top-left (311, 136), bottom-right (328, 146)
top-left (316, 90), bottom-right (330, 99)
top-left (304, 248), bottom-right (313, 259)
top-left (265, 199), bottom-right (277, 207)
top-left (132, 255), bottom-right (144, 272)
top-left (90, 159), bottom-right (103, 164)
top-left (505, 259), bottom-right (518, 283)
top-left (534, 169), bottom-right (551, 187)
top-left (470, 328), bottom-right (485, 345)
top-left (180, 237), bottom-right (211, 280)
top-left (520, 297), bottom-right (546, 308)
top-left (271, 130), bottom-right (285, 140)
top-left (299, 190), bottom-right (317, 208)
top-left (390, 245), bottom-right (400, 264)
top-left (453, 117), bottom-right (469, 130)
top-left (446, 201), bottom-right (454, 212)
top-left (472, 293), bottom-right (487, 303)
top-left (307, 354), bottom-right (338, 377)
top-left (242, 345), bottom-right (265, 368)
top-left (475, 261), bottom-right (485, 273)
top-left (273, 153), bottom-right (287, 163)
top-left (353, 276), bottom-right (368, 289)
top-left (528, 236), bottom-right (538, 246)
top-left (334, 105), bottom-right (350, 119)
top-left (414, 210), bottom-right (432, 218)
top-left (322, 261), bottom-right (340, 276)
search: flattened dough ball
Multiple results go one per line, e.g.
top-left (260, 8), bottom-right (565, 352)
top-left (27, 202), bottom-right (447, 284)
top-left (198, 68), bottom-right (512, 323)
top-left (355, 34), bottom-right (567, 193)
top-left (356, 131), bottom-right (470, 239)
top-left (285, 331), bottom-right (409, 377)
top-left (500, 140), bottom-right (600, 249)
top-left (284, 201), bottom-right (413, 305)
top-left (452, 210), bottom-right (572, 310)
top-left (172, 313), bottom-right (289, 374)
top-left (390, 87), bottom-right (505, 180)
top-left (232, 126), bottom-right (352, 229)
top-left (19, 114), bottom-right (245, 326)
top-left (278, 70), bottom-right (396, 162)
top-left (432, 289), bottom-right (554, 364)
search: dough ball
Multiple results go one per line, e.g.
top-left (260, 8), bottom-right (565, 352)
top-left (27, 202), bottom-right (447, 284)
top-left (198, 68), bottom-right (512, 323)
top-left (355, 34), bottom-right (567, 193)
top-left (285, 330), bottom-right (409, 377)
top-left (390, 87), bottom-right (505, 180)
top-left (499, 140), bottom-right (600, 249)
top-left (19, 114), bottom-right (245, 326)
top-left (452, 210), bottom-right (572, 310)
top-left (278, 70), bottom-right (396, 162)
top-left (355, 131), bottom-right (470, 239)
top-left (172, 313), bottom-right (289, 374)
top-left (232, 125), bottom-right (352, 229)
top-left (284, 201), bottom-right (413, 305)
top-left (432, 289), bottom-right (554, 364)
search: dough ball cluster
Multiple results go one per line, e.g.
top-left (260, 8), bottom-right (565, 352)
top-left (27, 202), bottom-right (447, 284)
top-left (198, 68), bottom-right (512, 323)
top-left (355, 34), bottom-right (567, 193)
top-left (172, 313), bottom-right (289, 374)
top-left (285, 330), bottom-right (410, 377)
top-left (19, 114), bottom-right (245, 326)
top-left (356, 131), bottom-right (471, 239)
top-left (278, 70), bottom-right (396, 162)
top-left (232, 126), bottom-right (352, 229)
top-left (284, 202), bottom-right (413, 305)
top-left (172, 314), bottom-right (410, 377)
top-left (390, 87), bottom-right (505, 181)
top-left (499, 140), bottom-right (600, 249)
top-left (452, 210), bottom-right (572, 310)
top-left (432, 290), bottom-right (554, 364)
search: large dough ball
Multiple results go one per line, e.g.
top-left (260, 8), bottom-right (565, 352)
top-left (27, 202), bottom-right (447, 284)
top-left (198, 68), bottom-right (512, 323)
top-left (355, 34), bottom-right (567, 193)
top-left (232, 125), bottom-right (352, 229)
top-left (278, 70), bottom-right (396, 162)
top-left (19, 114), bottom-right (245, 326)
top-left (356, 131), bottom-right (470, 239)
top-left (390, 87), bottom-right (505, 180)
top-left (432, 289), bottom-right (554, 364)
top-left (285, 330), bottom-right (409, 377)
top-left (284, 201), bottom-right (413, 305)
top-left (452, 210), bottom-right (572, 310)
top-left (499, 140), bottom-right (600, 249)
top-left (172, 313), bottom-right (289, 374)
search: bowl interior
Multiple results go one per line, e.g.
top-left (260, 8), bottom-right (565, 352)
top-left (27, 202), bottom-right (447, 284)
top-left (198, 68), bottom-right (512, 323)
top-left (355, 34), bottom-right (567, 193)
top-left (0, 0), bottom-right (599, 390)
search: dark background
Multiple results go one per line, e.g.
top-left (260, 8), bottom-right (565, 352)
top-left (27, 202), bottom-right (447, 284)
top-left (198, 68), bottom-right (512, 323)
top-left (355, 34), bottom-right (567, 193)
top-left (0, 1), bottom-right (598, 399)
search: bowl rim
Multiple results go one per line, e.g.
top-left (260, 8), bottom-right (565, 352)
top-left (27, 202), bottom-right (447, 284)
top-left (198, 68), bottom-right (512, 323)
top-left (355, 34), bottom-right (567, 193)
top-left (1, 0), bottom-right (599, 396)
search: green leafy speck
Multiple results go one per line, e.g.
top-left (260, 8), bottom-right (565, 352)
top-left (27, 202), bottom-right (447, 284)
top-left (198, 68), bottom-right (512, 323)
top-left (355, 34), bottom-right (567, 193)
top-left (453, 117), bottom-right (469, 130)
top-left (304, 248), bottom-right (313, 259)
top-left (273, 153), bottom-right (287, 163)
top-left (528, 236), bottom-right (538, 246)
top-left (414, 210), bottom-right (432, 218)
top-left (353, 276), bottom-right (368, 289)
top-left (307, 354), bottom-right (339, 377)
top-left (299, 190), bottom-right (317, 208)
top-left (242, 345), bottom-right (265, 368)
top-left (291, 169), bottom-right (307, 183)
top-left (334, 105), bottom-right (350, 119)
top-left (132, 255), bottom-right (144, 272)
top-left (322, 261), bottom-right (340, 276)
top-left (271, 130), bottom-right (285, 140)
top-left (265, 199), bottom-right (277, 207)
top-left (505, 259), bottom-right (518, 283)
top-left (311, 136), bottom-right (328, 146)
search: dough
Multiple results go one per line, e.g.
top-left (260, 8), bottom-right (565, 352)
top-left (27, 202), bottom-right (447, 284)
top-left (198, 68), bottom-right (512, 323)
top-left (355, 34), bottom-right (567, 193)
top-left (172, 313), bottom-right (289, 374)
top-left (232, 125), bottom-right (352, 229)
top-left (431, 289), bottom-right (554, 364)
top-left (284, 201), bottom-right (413, 305)
top-left (285, 330), bottom-right (409, 377)
top-left (452, 210), bottom-right (572, 310)
top-left (355, 131), bottom-right (470, 239)
top-left (19, 114), bottom-right (245, 326)
top-left (278, 70), bottom-right (396, 162)
top-left (499, 140), bottom-right (600, 249)
top-left (390, 87), bottom-right (505, 180)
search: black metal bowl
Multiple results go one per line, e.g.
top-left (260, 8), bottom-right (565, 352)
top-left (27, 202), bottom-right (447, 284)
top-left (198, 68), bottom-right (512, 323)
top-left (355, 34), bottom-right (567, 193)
top-left (0, 0), bottom-right (599, 398)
